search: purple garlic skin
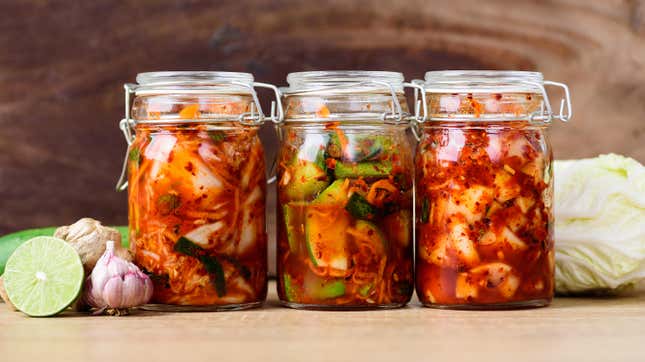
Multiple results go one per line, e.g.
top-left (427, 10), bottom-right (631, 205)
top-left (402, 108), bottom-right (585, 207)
top-left (84, 241), bottom-right (153, 312)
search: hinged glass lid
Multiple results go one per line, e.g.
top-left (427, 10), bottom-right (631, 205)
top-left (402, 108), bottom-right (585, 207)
top-left (119, 71), bottom-right (283, 143)
top-left (135, 71), bottom-right (255, 93)
top-left (285, 71), bottom-right (405, 94)
top-left (418, 70), bottom-right (572, 123)
top-left (282, 70), bottom-right (422, 124)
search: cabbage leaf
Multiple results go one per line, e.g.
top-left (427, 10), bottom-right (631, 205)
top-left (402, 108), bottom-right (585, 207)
top-left (554, 154), bottom-right (645, 294)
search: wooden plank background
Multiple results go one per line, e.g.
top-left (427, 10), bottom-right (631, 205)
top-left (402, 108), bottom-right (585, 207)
top-left (1, 0), bottom-right (644, 233)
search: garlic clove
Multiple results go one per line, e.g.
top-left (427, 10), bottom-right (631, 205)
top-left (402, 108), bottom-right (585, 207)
top-left (121, 273), bottom-right (141, 307)
top-left (106, 256), bottom-right (130, 280)
top-left (89, 257), bottom-right (111, 299)
top-left (102, 276), bottom-right (124, 308)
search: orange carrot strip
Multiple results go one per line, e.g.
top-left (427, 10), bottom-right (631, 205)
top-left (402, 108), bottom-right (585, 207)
top-left (316, 105), bottom-right (331, 118)
top-left (179, 104), bottom-right (200, 119)
top-left (335, 129), bottom-right (349, 154)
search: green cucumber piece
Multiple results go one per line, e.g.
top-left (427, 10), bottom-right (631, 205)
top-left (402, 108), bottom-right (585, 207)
top-left (304, 276), bottom-right (346, 299)
top-left (174, 236), bottom-right (226, 297)
top-left (312, 179), bottom-right (350, 206)
top-left (0, 226), bottom-right (128, 276)
top-left (282, 273), bottom-right (298, 302)
top-left (328, 133), bottom-right (391, 162)
top-left (334, 161), bottom-right (392, 179)
top-left (353, 220), bottom-right (388, 255)
top-left (359, 283), bottom-right (373, 297)
top-left (345, 193), bottom-right (376, 220)
top-left (305, 205), bottom-right (350, 270)
top-left (284, 160), bottom-right (329, 201)
top-left (326, 132), bottom-right (343, 159)
top-left (420, 197), bottom-right (430, 224)
top-left (282, 202), bottom-right (307, 253)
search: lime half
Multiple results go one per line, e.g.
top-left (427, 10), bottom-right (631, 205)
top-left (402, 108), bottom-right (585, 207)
top-left (4, 236), bottom-right (84, 317)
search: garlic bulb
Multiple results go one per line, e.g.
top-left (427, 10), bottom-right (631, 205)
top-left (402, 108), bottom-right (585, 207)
top-left (84, 241), bottom-right (153, 315)
top-left (55, 218), bottom-right (132, 272)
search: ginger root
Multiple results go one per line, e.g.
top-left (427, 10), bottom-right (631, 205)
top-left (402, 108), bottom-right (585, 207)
top-left (55, 218), bottom-right (132, 272)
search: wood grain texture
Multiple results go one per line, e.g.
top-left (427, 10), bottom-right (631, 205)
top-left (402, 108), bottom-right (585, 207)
top-left (1, 281), bottom-right (644, 362)
top-left (0, 0), bottom-right (644, 232)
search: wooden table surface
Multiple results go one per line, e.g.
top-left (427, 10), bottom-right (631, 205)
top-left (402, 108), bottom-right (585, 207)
top-left (1, 281), bottom-right (644, 362)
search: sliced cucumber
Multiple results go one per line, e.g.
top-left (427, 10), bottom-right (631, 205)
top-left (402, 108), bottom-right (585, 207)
top-left (282, 202), bottom-right (307, 253)
top-left (359, 283), bottom-right (373, 297)
top-left (334, 161), bottom-right (392, 179)
top-left (328, 133), bottom-right (391, 162)
top-left (282, 273), bottom-right (298, 302)
top-left (345, 193), bottom-right (376, 220)
top-left (305, 206), bottom-right (350, 270)
top-left (420, 197), bottom-right (430, 224)
top-left (284, 159), bottom-right (329, 201)
top-left (353, 220), bottom-right (388, 255)
top-left (312, 179), bottom-right (350, 206)
top-left (304, 276), bottom-right (346, 299)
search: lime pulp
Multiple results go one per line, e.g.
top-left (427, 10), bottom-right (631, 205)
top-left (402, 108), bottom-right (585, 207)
top-left (3, 236), bottom-right (84, 317)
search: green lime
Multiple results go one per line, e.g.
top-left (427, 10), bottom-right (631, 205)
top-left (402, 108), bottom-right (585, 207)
top-left (4, 236), bottom-right (84, 317)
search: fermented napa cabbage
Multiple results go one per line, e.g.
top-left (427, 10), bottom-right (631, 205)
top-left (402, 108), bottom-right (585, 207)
top-left (554, 154), bottom-right (645, 294)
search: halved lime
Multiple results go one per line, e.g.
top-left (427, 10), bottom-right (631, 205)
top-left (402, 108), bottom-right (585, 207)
top-left (4, 236), bottom-right (84, 317)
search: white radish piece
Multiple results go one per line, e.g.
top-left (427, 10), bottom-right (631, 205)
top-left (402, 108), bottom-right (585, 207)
top-left (183, 222), bottom-right (225, 248)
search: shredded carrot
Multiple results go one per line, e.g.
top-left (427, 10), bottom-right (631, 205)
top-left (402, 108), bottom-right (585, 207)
top-left (335, 129), bottom-right (349, 153)
top-left (352, 272), bottom-right (377, 284)
top-left (179, 104), bottom-right (200, 119)
top-left (329, 267), bottom-right (353, 278)
top-left (305, 258), bottom-right (329, 277)
top-left (346, 228), bottom-right (371, 243)
top-left (316, 105), bottom-right (331, 118)
top-left (470, 99), bottom-right (484, 118)
top-left (147, 111), bottom-right (161, 120)
top-left (352, 178), bottom-right (368, 190)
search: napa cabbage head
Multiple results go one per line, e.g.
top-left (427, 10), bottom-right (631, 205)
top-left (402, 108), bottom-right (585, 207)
top-left (554, 154), bottom-right (645, 294)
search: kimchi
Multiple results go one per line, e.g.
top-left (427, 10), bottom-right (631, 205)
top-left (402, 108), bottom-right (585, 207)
top-left (415, 70), bottom-right (569, 309)
top-left (416, 122), bottom-right (554, 306)
top-left (276, 71), bottom-right (415, 309)
top-left (123, 72), bottom-right (269, 310)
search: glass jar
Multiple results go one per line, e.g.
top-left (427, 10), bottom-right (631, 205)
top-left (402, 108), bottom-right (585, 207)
top-left (276, 71), bottom-right (417, 310)
top-left (414, 71), bottom-right (572, 309)
top-left (116, 71), bottom-right (282, 311)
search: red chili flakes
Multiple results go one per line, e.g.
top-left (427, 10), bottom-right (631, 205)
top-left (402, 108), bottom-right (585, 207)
top-left (185, 162), bottom-right (195, 174)
top-left (324, 121), bottom-right (340, 130)
top-left (325, 158), bottom-right (337, 169)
